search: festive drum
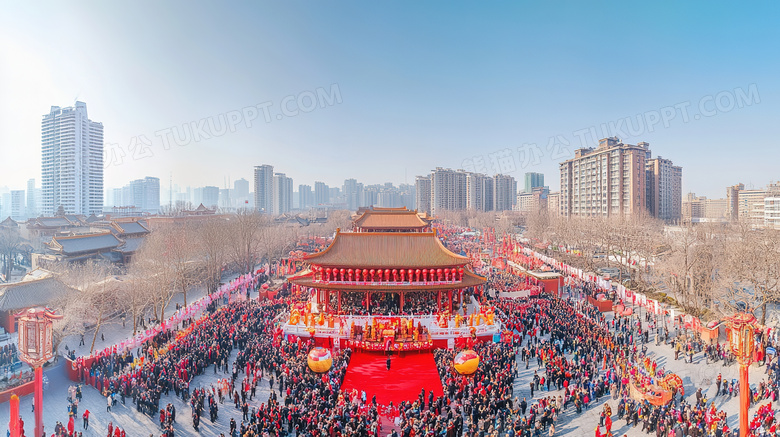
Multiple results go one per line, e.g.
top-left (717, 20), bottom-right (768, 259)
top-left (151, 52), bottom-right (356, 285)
top-left (307, 347), bottom-right (333, 373)
top-left (454, 349), bottom-right (480, 375)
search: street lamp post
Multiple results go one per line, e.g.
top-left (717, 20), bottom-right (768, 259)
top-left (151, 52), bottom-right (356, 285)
top-left (726, 312), bottom-right (757, 437)
top-left (15, 307), bottom-right (62, 437)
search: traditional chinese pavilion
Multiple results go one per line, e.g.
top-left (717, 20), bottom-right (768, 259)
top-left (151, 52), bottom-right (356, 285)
top-left (351, 207), bottom-right (432, 233)
top-left (288, 229), bottom-right (486, 314)
top-left (285, 207), bottom-right (498, 349)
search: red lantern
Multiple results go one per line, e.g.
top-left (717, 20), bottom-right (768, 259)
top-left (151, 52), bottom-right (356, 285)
top-left (369, 269), bottom-right (376, 281)
top-left (325, 268), bottom-right (332, 282)
top-left (445, 269), bottom-right (451, 281)
top-left (422, 269), bottom-right (428, 281)
top-left (392, 269), bottom-right (398, 281)
top-left (362, 269), bottom-right (368, 281)
top-left (399, 270), bottom-right (405, 282)
top-left (437, 269), bottom-right (443, 281)
top-left (340, 268), bottom-right (345, 281)
top-left (458, 267), bottom-right (464, 280)
top-left (16, 308), bottom-right (61, 367)
top-left (407, 269), bottom-right (413, 282)
top-left (348, 269), bottom-right (354, 282)
top-left (415, 269), bottom-right (421, 282)
top-left (384, 269), bottom-right (390, 281)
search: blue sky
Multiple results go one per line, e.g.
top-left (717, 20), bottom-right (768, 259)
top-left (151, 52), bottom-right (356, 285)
top-left (1, 1), bottom-right (778, 198)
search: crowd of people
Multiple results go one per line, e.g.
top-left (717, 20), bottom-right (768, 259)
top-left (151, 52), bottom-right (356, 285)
top-left (486, 269), bottom-right (540, 296)
top-left (333, 291), bottom-right (444, 316)
top-left (0, 342), bottom-right (18, 370)
top-left (49, 228), bottom-right (779, 437)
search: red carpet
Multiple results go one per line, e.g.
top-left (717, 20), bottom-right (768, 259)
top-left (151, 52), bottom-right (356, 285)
top-left (341, 351), bottom-right (444, 406)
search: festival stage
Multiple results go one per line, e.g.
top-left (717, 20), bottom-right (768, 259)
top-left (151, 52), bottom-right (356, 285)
top-left (340, 351), bottom-right (444, 406)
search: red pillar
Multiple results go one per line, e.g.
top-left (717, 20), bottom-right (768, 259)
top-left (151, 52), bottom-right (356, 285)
top-left (34, 367), bottom-right (43, 437)
top-left (740, 363), bottom-right (749, 437)
top-left (338, 291), bottom-right (342, 314)
top-left (9, 394), bottom-right (19, 437)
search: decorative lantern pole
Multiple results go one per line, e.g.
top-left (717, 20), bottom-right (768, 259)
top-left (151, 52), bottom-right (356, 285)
top-left (726, 312), bottom-right (757, 437)
top-left (15, 307), bottom-right (63, 437)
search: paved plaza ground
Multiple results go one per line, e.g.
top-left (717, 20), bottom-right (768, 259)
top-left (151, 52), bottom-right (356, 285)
top-left (0, 287), bottom-right (772, 436)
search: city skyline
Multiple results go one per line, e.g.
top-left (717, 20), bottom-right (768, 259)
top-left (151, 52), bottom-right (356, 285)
top-left (1, 2), bottom-right (779, 200)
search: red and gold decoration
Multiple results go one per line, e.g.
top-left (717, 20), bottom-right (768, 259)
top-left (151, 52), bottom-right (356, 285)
top-left (14, 307), bottom-right (63, 437)
top-left (726, 312), bottom-right (757, 437)
top-left (345, 339), bottom-right (433, 352)
top-left (626, 357), bottom-right (683, 406)
top-left (307, 347), bottom-right (333, 373)
top-left (454, 349), bottom-right (480, 375)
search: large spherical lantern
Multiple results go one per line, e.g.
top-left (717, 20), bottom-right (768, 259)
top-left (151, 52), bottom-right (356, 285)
top-left (454, 350), bottom-right (480, 375)
top-left (307, 347), bottom-right (333, 373)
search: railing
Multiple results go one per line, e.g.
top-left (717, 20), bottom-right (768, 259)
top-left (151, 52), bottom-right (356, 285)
top-left (310, 279), bottom-right (462, 286)
top-left (428, 323), bottom-right (501, 338)
top-left (281, 314), bottom-right (501, 339)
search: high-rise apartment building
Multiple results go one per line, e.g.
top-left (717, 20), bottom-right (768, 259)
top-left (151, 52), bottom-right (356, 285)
top-left (41, 102), bottom-right (104, 215)
top-left (254, 164), bottom-right (274, 213)
top-left (524, 172), bottom-right (544, 193)
top-left (430, 168), bottom-right (467, 216)
top-left (299, 184), bottom-right (313, 209)
top-left (559, 137), bottom-right (648, 217)
top-left (466, 173), bottom-right (493, 211)
top-left (415, 176), bottom-right (432, 214)
top-left (682, 192), bottom-right (729, 223)
top-left (645, 157), bottom-right (682, 223)
top-left (233, 178), bottom-right (249, 207)
top-left (26, 179), bottom-right (38, 218)
top-left (343, 178), bottom-right (362, 211)
top-left (11, 190), bottom-right (25, 221)
top-left (314, 182), bottom-right (329, 206)
top-left (765, 197), bottom-right (780, 229)
top-left (272, 173), bottom-right (293, 215)
top-left (726, 182), bottom-right (780, 224)
top-left (115, 177), bottom-right (160, 213)
top-left (515, 186), bottom-right (548, 214)
top-left (547, 192), bottom-right (560, 217)
top-left (202, 186), bottom-right (220, 209)
top-left (219, 189), bottom-right (231, 209)
top-left (141, 177), bottom-right (160, 213)
top-left (493, 174), bottom-right (517, 212)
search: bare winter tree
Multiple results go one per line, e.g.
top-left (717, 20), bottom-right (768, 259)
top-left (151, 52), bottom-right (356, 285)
top-left (0, 226), bottom-right (23, 280)
top-left (162, 222), bottom-right (205, 307)
top-left (133, 227), bottom-right (179, 322)
top-left (53, 260), bottom-right (122, 353)
top-left (124, 253), bottom-right (156, 335)
top-left (257, 224), bottom-right (301, 281)
top-left (656, 222), bottom-right (724, 318)
top-left (196, 217), bottom-right (229, 293)
top-left (226, 209), bottom-right (267, 275)
top-left (719, 224), bottom-right (780, 324)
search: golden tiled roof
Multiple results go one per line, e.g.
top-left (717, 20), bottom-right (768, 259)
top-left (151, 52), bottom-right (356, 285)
top-left (305, 230), bottom-right (467, 268)
top-left (353, 209), bottom-right (428, 230)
